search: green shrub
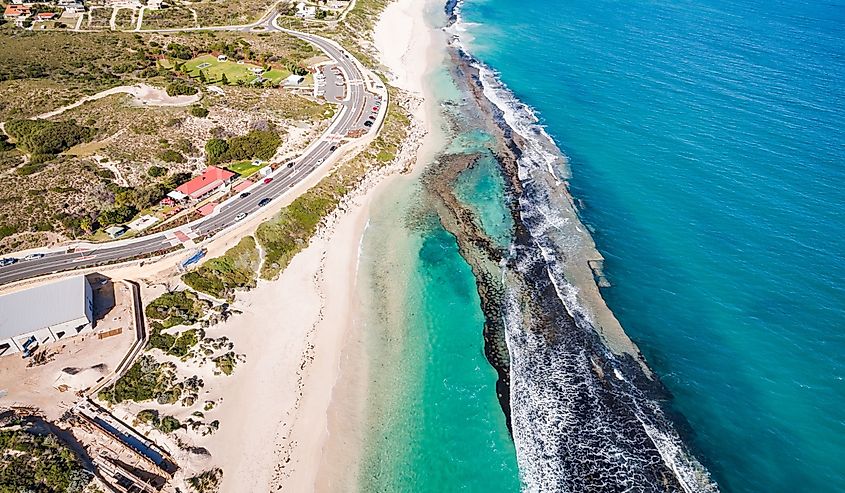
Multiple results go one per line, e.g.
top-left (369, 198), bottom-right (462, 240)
top-left (98, 204), bottom-right (137, 226)
top-left (145, 290), bottom-right (209, 327)
top-left (4, 119), bottom-right (95, 156)
top-left (188, 468), bottom-right (222, 493)
top-left (213, 352), bottom-right (237, 375)
top-left (98, 355), bottom-right (170, 404)
top-left (148, 165), bottom-right (167, 178)
top-left (190, 106), bottom-right (209, 118)
top-left (205, 130), bottom-right (281, 165)
top-left (159, 416), bottom-right (182, 433)
top-left (0, 427), bottom-right (91, 493)
top-left (166, 80), bottom-right (198, 97)
top-left (158, 149), bottom-right (186, 163)
top-left (182, 236), bottom-right (259, 299)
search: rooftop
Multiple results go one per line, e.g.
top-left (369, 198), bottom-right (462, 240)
top-left (0, 276), bottom-right (91, 340)
top-left (175, 166), bottom-right (236, 199)
top-left (4, 4), bottom-right (31, 16)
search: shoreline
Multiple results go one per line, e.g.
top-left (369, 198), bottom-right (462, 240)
top-left (194, 1), bottom-right (439, 489)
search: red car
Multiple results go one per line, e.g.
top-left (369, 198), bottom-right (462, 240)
top-left (372, 106), bottom-right (379, 111)
top-left (263, 177), bottom-right (273, 184)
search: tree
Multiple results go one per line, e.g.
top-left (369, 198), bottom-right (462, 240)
top-left (198, 70), bottom-right (207, 83)
top-left (80, 217), bottom-right (93, 235)
top-left (204, 138), bottom-right (229, 164)
top-left (220, 73), bottom-right (229, 85)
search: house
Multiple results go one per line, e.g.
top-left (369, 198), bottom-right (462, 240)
top-left (34, 11), bottom-right (57, 21)
top-left (0, 276), bottom-right (94, 357)
top-left (61, 2), bottom-right (85, 13)
top-left (295, 2), bottom-right (316, 18)
top-left (174, 166), bottom-right (236, 201)
top-left (3, 4), bottom-right (31, 22)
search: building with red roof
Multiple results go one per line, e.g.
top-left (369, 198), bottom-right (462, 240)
top-left (174, 166), bottom-right (236, 201)
top-left (4, 4), bottom-right (31, 19)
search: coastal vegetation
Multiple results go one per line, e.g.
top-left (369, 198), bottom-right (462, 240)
top-left (204, 129), bottom-right (281, 165)
top-left (0, 425), bottom-right (91, 493)
top-left (212, 352), bottom-right (238, 375)
top-left (187, 468), bottom-right (223, 493)
top-left (145, 290), bottom-right (211, 328)
top-left (256, 86), bottom-right (410, 279)
top-left (182, 236), bottom-right (260, 299)
top-left (148, 326), bottom-right (203, 358)
top-left (165, 80), bottom-right (199, 97)
top-left (4, 119), bottom-right (96, 164)
top-left (98, 354), bottom-right (176, 404)
top-left (136, 409), bottom-right (183, 434)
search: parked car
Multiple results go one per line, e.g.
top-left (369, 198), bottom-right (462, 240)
top-left (235, 212), bottom-right (247, 221)
top-left (372, 106), bottom-right (379, 111)
top-left (239, 192), bottom-right (251, 198)
top-left (0, 258), bottom-right (18, 267)
top-left (287, 162), bottom-right (294, 168)
top-left (23, 253), bottom-right (45, 261)
top-left (258, 198), bottom-right (271, 207)
top-left (369, 115), bottom-right (376, 120)
top-left (263, 177), bottom-right (273, 184)
top-left (364, 120), bottom-right (374, 127)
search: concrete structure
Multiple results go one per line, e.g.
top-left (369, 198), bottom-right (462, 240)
top-left (283, 74), bottom-right (305, 86)
top-left (0, 276), bottom-right (94, 356)
top-left (105, 225), bottom-right (128, 239)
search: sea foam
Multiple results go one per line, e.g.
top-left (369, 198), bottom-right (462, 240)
top-left (447, 3), bottom-right (720, 491)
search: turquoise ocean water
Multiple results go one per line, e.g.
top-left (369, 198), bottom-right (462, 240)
top-left (456, 0), bottom-right (845, 492)
top-left (356, 61), bottom-right (520, 489)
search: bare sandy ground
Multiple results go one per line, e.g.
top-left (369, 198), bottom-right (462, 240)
top-left (35, 84), bottom-right (202, 120)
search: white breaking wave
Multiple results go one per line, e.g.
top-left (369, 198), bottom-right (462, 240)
top-left (447, 1), bottom-right (719, 492)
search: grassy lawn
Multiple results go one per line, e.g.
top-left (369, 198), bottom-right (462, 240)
top-left (169, 55), bottom-right (290, 86)
top-left (226, 160), bottom-right (263, 176)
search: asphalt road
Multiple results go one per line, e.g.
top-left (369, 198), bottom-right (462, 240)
top-left (0, 20), bottom-right (382, 286)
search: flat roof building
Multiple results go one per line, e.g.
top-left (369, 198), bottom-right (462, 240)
top-left (0, 276), bottom-right (94, 357)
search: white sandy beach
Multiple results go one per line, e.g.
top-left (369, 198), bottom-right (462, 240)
top-left (190, 1), bottom-right (438, 490)
top-left (0, 1), bottom-right (438, 489)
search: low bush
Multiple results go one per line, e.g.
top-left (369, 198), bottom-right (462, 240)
top-left (158, 149), bottom-right (186, 163)
top-left (4, 119), bottom-right (95, 158)
top-left (190, 106), bottom-right (209, 118)
top-left (148, 165), bottom-right (167, 178)
top-left (182, 236), bottom-right (259, 299)
top-left (166, 80), bottom-right (198, 97)
top-left (145, 290), bottom-right (209, 328)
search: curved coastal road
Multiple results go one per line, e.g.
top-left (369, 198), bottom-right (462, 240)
top-left (0, 18), bottom-right (382, 286)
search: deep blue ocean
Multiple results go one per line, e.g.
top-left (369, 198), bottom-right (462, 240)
top-left (458, 0), bottom-right (845, 491)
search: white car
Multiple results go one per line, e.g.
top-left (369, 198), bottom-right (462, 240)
top-left (23, 253), bottom-right (45, 261)
top-left (235, 212), bottom-right (247, 221)
top-left (317, 157), bottom-right (325, 164)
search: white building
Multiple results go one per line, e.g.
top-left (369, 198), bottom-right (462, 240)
top-left (0, 276), bottom-right (94, 357)
top-left (295, 2), bottom-right (316, 18)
